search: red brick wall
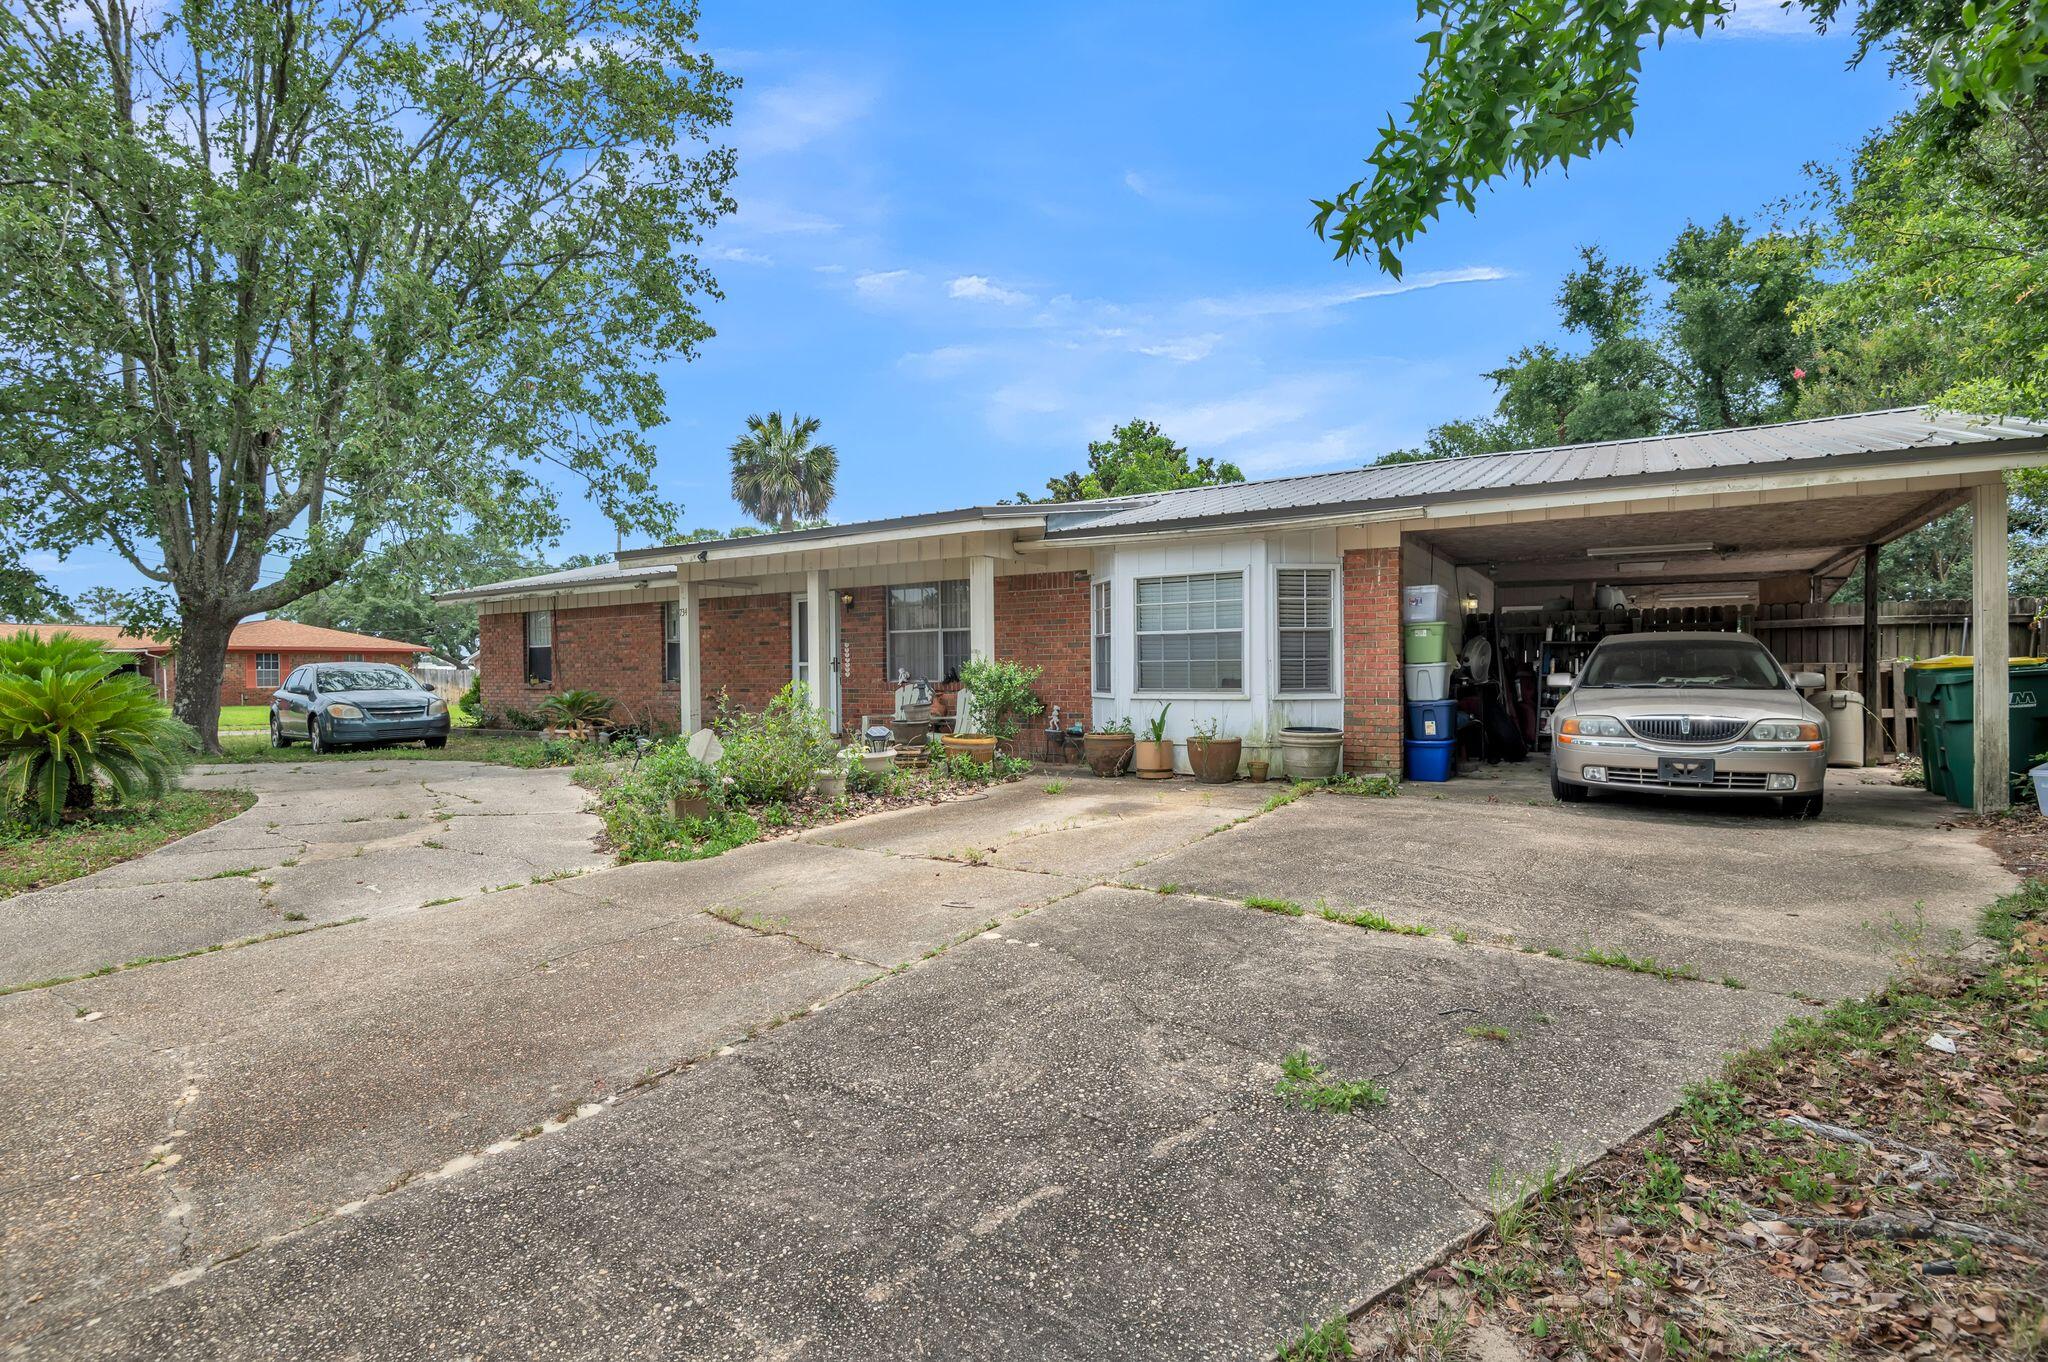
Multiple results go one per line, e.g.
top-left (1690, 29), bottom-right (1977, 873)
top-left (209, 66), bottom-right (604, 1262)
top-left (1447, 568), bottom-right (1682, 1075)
top-left (995, 572), bottom-right (1091, 730)
top-left (1342, 546), bottom-right (1404, 774)
top-left (700, 593), bottom-right (794, 719)
top-left (477, 603), bottom-right (682, 733)
top-left (217, 649), bottom-right (422, 708)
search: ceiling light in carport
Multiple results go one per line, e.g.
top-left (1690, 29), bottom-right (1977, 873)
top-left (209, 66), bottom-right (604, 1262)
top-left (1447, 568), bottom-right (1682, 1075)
top-left (1585, 542), bottom-right (1721, 558)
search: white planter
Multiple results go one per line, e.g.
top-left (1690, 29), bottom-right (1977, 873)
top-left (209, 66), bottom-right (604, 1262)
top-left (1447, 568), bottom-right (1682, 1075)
top-left (1278, 727), bottom-right (1344, 780)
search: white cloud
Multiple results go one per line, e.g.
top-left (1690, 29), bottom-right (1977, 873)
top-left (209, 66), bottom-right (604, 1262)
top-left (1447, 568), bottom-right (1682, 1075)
top-left (733, 73), bottom-right (877, 156)
top-left (854, 268), bottom-right (913, 298)
top-left (705, 245), bottom-right (774, 265)
top-left (1122, 169), bottom-right (1229, 212)
top-left (730, 200), bottom-right (843, 235)
top-left (1123, 170), bottom-right (1155, 198)
top-left (1714, 2), bottom-right (1814, 36)
top-left (899, 345), bottom-right (986, 378)
top-left (1195, 266), bottom-right (1510, 319)
top-left (947, 275), bottom-right (1031, 306)
top-left (1135, 333), bottom-right (1224, 363)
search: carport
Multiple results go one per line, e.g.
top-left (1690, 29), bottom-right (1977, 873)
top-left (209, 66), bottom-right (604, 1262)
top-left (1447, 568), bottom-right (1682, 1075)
top-left (1390, 411), bottom-right (2045, 809)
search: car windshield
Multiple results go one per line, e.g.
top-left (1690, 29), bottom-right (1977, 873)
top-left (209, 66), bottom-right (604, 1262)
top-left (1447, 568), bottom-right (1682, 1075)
top-left (1577, 639), bottom-right (1785, 691)
top-left (315, 666), bottom-right (416, 692)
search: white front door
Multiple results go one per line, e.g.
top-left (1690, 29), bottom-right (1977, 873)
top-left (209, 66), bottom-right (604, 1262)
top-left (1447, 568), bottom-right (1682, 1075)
top-left (792, 594), bottom-right (841, 733)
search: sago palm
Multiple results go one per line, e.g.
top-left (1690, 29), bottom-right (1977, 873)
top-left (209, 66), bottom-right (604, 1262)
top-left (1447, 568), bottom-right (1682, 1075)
top-left (0, 630), bottom-right (194, 826)
top-left (729, 412), bottom-right (838, 531)
top-left (537, 688), bottom-right (615, 733)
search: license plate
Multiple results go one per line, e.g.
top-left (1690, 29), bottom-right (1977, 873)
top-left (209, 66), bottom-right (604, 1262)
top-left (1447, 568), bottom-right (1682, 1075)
top-left (1658, 757), bottom-right (1715, 786)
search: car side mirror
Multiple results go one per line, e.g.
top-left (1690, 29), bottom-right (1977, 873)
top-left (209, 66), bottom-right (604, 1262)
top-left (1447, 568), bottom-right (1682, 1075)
top-left (1545, 673), bottom-right (1574, 690)
top-left (1791, 671), bottom-right (1825, 689)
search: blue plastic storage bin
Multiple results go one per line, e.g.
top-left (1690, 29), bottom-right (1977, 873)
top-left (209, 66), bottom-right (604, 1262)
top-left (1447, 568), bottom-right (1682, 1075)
top-left (1404, 737), bottom-right (1455, 782)
top-left (1406, 698), bottom-right (1457, 741)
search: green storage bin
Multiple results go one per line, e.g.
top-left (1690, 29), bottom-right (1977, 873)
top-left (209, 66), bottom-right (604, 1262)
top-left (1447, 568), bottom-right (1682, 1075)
top-left (1904, 660), bottom-right (2048, 808)
top-left (1403, 620), bottom-right (1448, 665)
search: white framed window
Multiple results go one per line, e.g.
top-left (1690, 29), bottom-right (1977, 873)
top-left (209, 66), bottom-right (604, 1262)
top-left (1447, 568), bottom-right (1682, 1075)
top-left (1275, 567), bottom-right (1337, 694)
top-left (662, 601), bottom-right (682, 682)
top-left (1092, 580), bottom-right (1112, 694)
top-left (1134, 571), bottom-right (1243, 693)
top-left (525, 610), bottom-right (553, 684)
top-left (255, 653), bottom-right (281, 687)
top-left (886, 581), bottom-right (970, 682)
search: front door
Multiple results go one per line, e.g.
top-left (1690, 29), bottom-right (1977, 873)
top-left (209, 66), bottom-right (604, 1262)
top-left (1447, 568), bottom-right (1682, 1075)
top-left (792, 594), bottom-right (841, 733)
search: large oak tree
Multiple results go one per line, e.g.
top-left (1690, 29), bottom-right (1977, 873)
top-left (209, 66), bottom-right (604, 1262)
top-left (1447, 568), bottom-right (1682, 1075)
top-left (0, 0), bottom-right (735, 747)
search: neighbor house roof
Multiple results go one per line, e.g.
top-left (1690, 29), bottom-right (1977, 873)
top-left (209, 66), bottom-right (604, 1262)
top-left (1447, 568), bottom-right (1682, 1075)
top-left (2, 620), bottom-right (427, 654)
top-left (0, 623), bottom-right (172, 654)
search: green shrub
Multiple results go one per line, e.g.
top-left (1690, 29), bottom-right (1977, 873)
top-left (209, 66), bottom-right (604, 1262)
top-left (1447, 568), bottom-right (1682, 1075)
top-left (0, 630), bottom-right (195, 826)
top-left (501, 707), bottom-right (544, 731)
top-left (589, 737), bottom-right (756, 862)
top-left (956, 656), bottom-right (1043, 744)
top-left (537, 688), bottom-right (614, 731)
top-left (459, 675), bottom-right (482, 714)
top-left (715, 682), bottom-right (835, 802)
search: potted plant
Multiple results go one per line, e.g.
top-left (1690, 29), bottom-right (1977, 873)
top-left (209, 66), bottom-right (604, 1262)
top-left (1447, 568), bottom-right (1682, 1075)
top-left (947, 657), bottom-right (1044, 763)
top-left (1083, 716), bottom-right (1135, 777)
top-left (1133, 705), bottom-right (1174, 780)
top-left (1186, 716), bottom-right (1241, 784)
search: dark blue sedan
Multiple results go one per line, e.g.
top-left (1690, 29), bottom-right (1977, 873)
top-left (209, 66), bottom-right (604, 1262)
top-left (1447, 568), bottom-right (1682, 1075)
top-left (269, 663), bottom-right (452, 753)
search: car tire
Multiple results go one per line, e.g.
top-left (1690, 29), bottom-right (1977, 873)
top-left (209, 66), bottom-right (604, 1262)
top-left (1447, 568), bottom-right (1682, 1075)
top-left (269, 715), bottom-right (291, 748)
top-left (309, 719), bottom-right (328, 755)
top-left (1549, 761), bottom-right (1588, 803)
top-left (1784, 790), bottom-right (1825, 820)
top-left (424, 736), bottom-right (447, 750)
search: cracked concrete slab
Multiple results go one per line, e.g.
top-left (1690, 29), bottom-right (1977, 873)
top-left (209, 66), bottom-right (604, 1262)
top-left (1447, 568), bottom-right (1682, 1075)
top-left (41, 888), bottom-right (1794, 1361)
top-left (1128, 766), bottom-right (2013, 1000)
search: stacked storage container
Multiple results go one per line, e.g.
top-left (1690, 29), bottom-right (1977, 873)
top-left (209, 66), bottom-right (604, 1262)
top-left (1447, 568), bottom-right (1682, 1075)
top-left (1401, 586), bottom-right (1455, 781)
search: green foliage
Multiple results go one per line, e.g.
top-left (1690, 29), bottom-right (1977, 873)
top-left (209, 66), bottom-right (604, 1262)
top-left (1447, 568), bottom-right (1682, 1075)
top-left (587, 739), bottom-right (755, 863)
top-left (1093, 715), bottom-right (1133, 735)
top-left (1245, 895), bottom-right (1305, 916)
top-left (459, 676), bottom-right (483, 716)
top-left (537, 689), bottom-right (616, 731)
top-left (729, 412), bottom-right (838, 530)
top-left (0, 630), bottom-right (194, 826)
top-left (956, 656), bottom-right (1044, 743)
top-left (1314, 0), bottom-right (2047, 273)
top-left (714, 683), bottom-right (835, 803)
top-left (1275, 1315), bottom-right (1354, 1361)
top-left (1274, 1049), bottom-right (1390, 1114)
top-left (500, 707), bottom-right (545, 732)
top-left (1322, 773), bottom-right (1397, 798)
top-left (280, 536), bottom-right (572, 662)
top-left (0, 566), bottom-right (71, 623)
top-left (1143, 705), bottom-right (1172, 742)
top-left (0, 788), bottom-right (250, 895)
top-left (1017, 419), bottom-right (1242, 503)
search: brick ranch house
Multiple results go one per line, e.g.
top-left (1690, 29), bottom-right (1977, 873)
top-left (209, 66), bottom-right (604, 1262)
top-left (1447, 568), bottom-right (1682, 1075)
top-left (0, 620), bottom-right (430, 708)
top-left (447, 408), bottom-right (2048, 781)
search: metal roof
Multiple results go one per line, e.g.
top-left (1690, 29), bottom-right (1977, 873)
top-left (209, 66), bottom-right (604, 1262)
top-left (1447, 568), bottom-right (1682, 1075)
top-left (1043, 407), bottom-right (2048, 537)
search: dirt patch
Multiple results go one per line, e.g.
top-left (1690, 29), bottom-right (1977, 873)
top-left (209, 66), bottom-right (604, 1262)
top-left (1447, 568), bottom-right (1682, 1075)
top-left (1963, 808), bottom-right (2048, 880)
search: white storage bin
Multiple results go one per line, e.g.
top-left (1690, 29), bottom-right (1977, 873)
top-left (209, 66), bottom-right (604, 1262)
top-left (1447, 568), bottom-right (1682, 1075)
top-left (1402, 584), bottom-right (1451, 623)
top-left (1404, 662), bottom-right (1450, 700)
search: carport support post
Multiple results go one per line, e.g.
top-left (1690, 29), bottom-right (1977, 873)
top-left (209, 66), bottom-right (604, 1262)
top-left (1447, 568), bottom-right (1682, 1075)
top-left (1973, 481), bottom-right (2010, 813)
top-left (968, 555), bottom-right (997, 662)
top-left (805, 569), bottom-right (832, 719)
top-left (1861, 544), bottom-right (1880, 764)
top-left (678, 578), bottom-right (702, 735)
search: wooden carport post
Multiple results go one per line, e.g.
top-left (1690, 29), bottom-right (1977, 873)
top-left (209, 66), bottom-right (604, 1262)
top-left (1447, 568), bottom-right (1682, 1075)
top-left (1861, 545), bottom-right (1880, 764)
top-left (1973, 481), bottom-right (2010, 812)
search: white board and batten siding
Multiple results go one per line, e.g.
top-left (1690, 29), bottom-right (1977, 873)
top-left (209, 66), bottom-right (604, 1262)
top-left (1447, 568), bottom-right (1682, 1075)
top-left (1089, 530), bottom-right (1345, 772)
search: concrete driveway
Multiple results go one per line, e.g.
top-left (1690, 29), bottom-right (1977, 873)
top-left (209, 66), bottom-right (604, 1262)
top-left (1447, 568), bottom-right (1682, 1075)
top-left (2, 764), bottom-right (2012, 1359)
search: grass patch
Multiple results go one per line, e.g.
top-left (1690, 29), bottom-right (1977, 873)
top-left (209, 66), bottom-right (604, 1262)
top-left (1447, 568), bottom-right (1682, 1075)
top-left (1276, 1315), bottom-right (1354, 1360)
top-left (1319, 905), bottom-right (1433, 936)
top-left (195, 731), bottom-right (582, 769)
top-left (1573, 946), bottom-right (1702, 983)
top-left (0, 789), bottom-right (255, 898)
top-left (1041, 780), bottom-right (1068, 795)
top-left (1244, 894), bottom-right (1305, 917)
top-left (1322, 773), bottom-right (1397, 798)
top-left (1464, 1023), bottom-right (1513, 1042)
top-left (1274, 1048), bottom-right (1390, 1114)
top-left (199, 865), bottom-right (262, 880)
top-left (216, 704), bottom-right (271, 730)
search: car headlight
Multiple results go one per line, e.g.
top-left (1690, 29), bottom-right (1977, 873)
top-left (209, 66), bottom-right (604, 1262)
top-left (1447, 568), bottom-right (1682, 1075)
top-left (326, 703), bottom-right (366, 720)
top-left (1560, 715), bottom-right (1625, 737)
top-left (427, 698), bottom-right (448, 716)
top-left (1750, 720), bottom-right (1821, 742)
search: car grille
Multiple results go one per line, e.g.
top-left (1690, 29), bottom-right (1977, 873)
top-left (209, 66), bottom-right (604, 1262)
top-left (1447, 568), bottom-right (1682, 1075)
top-left (1602, 767), bottom-right (1770, 791)
top-left (364, 704), bottom-right (427, 719)
top-left (1622, 716), bottom-right (1748, 745)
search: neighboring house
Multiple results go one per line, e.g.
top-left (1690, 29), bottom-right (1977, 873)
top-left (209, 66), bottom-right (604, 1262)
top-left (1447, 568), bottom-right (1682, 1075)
top-left (441, 408), bottom-right (2048, 776)
top-left (0, 619), bottom-right (429, 709)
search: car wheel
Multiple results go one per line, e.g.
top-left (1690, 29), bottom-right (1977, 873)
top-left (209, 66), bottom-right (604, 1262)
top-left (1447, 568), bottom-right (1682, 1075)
top-left (269, 715), bottom-right (291, 748)
top-left (309, 719), bottom-right (328, 755)
top-left (1549, 760), bottom-right (1588, 803)
top-left (1784, 790), bottom-right (1825, 820)
top-left (423, 736), bottom-right (447, 750)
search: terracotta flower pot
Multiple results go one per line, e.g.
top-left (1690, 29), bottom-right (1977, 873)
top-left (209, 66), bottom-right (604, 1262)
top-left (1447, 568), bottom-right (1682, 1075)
top-left (1082, 732), bottom-right (1135, 776)
top-left (941, 733), bottom-right (998, 765)
top-left (1188, 737), bottom-right (1242, 784)
top-left (1133, 739), bottom-right (1175, 780)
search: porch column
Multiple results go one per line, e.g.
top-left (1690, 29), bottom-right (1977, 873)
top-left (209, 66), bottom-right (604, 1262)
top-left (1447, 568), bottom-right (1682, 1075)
top-left (805, 568), bottom-right (831, 716)
top-left (1861, 544), bottom-right (1880, 765)
top-left (968, 555), bottom-right (997, 661)
top-left (1973, 481), bottom-right (2010, 812)
top-left (678, 578), bottom-right (702, 734)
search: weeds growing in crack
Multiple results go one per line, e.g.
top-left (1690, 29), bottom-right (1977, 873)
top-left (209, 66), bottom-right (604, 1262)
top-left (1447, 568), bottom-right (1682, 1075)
top-left (1320, 905), bottom-right (1433, 936)
top-left (1464, 1023), bottom-right (1512, 1042)
top-left (0, 916), bottom-right (367, 997)
top-left (1275, 1314), bottom-right (1354, 1360)
top-left (1245, 895), bottom-right (1304, 917)
top-left (199, 866), bottom-right (261, 880)
top-left (1573, 947), bottom-right (1702, 983)
top-left (1275, 1049), bottom-right (1389, 1114)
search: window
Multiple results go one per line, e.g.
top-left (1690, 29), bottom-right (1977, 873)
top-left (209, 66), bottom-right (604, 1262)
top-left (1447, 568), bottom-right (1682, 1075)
top-left (1134, 572), bottom-right (1243, 692)
top-left (525, 610), bottom-right (553, 684)
top-left (255, 653), bottom-right (281, 687)
top-left (886, 581), bottom-right (970, 682)
top-left (662, 601), bottom-right (682, 682)
top-left (1275, 568), bottom-right (1337, 694)
top-left (283, 667), bottom-right (307, 694)
top-left (1092, 580), bottom-right (1112, 693)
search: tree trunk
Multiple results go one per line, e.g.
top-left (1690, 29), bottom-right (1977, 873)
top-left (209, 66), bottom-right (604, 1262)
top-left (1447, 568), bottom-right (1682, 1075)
top-left (173, 609), bottom-right (238, 754)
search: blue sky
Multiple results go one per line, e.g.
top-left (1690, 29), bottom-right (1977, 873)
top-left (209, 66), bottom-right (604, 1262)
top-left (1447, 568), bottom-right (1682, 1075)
top-left (43, 1), bottom-right (1914, 594)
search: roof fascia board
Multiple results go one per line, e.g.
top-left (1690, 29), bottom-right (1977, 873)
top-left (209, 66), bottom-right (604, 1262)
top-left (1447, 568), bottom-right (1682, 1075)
top-left (620, 508), bottom-right (1050, 565)
top-left (670, 518), bottom-right (1038, 567)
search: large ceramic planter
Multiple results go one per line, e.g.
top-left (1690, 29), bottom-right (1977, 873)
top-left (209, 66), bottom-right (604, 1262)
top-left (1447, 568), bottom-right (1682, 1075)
top-left (1133, 739), bottom-right (1175, 780)
top-left (941, 733), bottom-right (998, 766)
top-left (671, 792), bottom-right (713, 821)
top-left (1188, 738), bottom-right (1242, 784)
top-left (1278, 726), bottom-right (1344, 781)
top-left (1082, 732), bottom-right (1134, 777)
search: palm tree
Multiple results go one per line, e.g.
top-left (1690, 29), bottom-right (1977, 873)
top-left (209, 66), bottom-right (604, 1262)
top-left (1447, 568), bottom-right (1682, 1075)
top-left (728, 412), bottom-right (838, 531)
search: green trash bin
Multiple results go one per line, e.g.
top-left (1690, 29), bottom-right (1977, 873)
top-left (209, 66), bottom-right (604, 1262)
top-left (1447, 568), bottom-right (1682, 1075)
top-left (1903, 659), bottom-right (2048, 808)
